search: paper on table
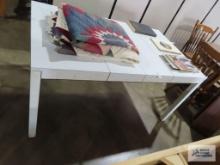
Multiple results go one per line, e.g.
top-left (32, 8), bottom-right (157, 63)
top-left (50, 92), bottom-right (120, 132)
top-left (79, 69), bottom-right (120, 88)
top-left (151, 38), bottom-right (181, 54)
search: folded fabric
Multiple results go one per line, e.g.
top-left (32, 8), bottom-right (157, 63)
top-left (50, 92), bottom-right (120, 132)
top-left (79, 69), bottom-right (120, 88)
top-left (52, 9), bottom-right (72, 45)
top-left (74, 47), bottom-right (138, 64)
top-left (56, 44), bottom-right (76, 55)
top-left (51, 9), bottom-right (110, 55)
top-left (48, 4), bottom-right (140, 64)
top-left (62, 3), bottom-right (139, 54)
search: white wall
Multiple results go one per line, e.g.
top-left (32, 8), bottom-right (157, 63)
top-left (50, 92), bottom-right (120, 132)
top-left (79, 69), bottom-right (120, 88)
top-left (142, 0), bottom-right (183, 33)
top-left (203, 1), bottom-right (220, 44)
top-left (53, 0), bottom-right (114, 18)
top-left (53, 0), bottom-right (220, 47)
top-left (111, 0), bottom-right (150, 22)
top-left (165, 0), bottom-right (217, 48)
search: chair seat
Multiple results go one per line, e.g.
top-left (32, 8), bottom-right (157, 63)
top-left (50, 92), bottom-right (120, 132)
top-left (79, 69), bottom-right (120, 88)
top-left (184, 52), bottom-right (194, 59)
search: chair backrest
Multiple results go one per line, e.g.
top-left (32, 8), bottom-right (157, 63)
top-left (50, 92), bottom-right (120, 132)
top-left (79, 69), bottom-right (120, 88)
top-left (183, 20), bottom-right (219, 57)
top-left (192, 41), bottom-right (220, 91)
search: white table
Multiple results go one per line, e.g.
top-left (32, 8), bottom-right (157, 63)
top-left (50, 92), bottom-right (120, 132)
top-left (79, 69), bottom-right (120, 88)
top-left (29, 1), bottom-right (206, 138)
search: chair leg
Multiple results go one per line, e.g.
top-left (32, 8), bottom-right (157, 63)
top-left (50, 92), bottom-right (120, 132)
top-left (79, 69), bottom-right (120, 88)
top-left (161, 83), bottom-right (201, 121)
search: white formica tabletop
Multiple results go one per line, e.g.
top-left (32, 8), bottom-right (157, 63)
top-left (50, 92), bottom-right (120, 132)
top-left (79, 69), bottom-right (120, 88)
top-left (31, 1), bottom-right (206, 84)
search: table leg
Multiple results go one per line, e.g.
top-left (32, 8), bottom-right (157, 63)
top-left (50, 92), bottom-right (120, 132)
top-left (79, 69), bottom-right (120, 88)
top-left (28, 70), bottom-right (41, 138)
top-left (161, 83), bottom-right (201, 121)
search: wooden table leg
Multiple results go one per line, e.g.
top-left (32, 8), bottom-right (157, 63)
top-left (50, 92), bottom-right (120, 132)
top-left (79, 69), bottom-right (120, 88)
top-left (28, 70), bottom-right (41, 138)
top-left (0, 0), bottom-right (6, 17)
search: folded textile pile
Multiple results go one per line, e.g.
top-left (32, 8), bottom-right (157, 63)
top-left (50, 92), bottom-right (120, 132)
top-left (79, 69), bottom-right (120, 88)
top-left (48, 3), bottom-right (139, 64)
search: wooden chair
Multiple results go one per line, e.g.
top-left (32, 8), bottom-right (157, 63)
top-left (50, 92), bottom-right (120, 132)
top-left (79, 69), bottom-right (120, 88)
top-left (165, 41), bottom-right (220, 109)
top-left (182, 20), bottom-right (219, 59)
top-left (113, 135), bottom-right (220, 165)
top-left (192, 95), bottom-right (220, 136)
top-left (189, 42), bottom-right (220, 108)
top-left (192, 41), bottom-right (220, 92)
